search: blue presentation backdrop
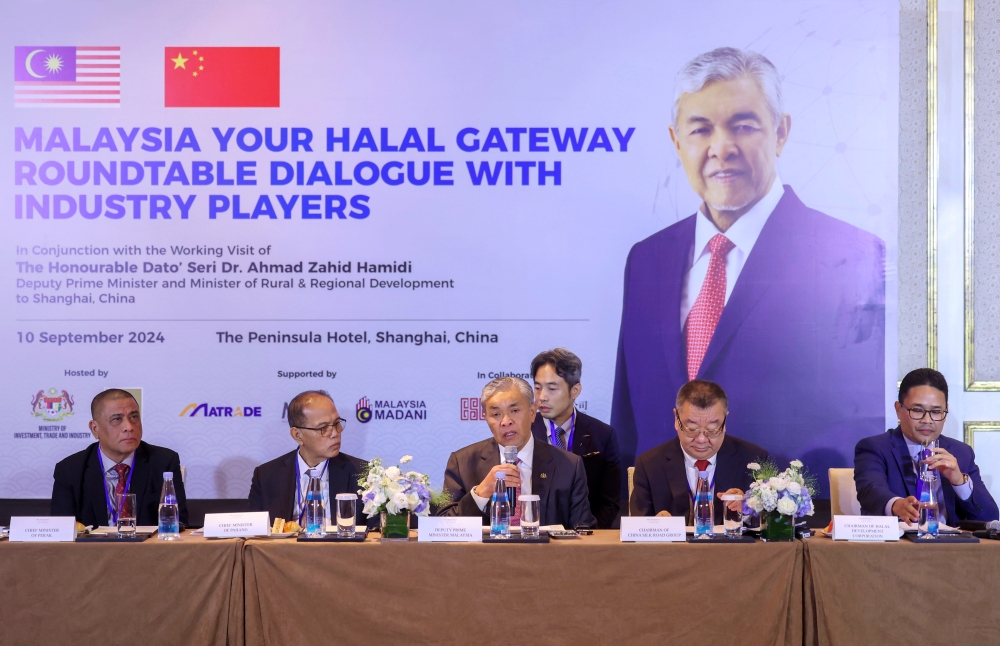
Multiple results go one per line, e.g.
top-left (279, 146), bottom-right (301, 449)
top-left (1, 1), bottom-right (899, 498)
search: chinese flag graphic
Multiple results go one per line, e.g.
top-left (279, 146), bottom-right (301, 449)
top-left (164, 47), bottom-right (279, 107)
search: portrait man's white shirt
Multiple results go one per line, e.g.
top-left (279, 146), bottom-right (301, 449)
top-left (680, 177), bottom-right (785, 326)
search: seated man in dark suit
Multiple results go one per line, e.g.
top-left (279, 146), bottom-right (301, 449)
top-left (52, 388), bottom-right (188, 528)
top-left (249, 390), bottom-right (370, 527)
top-left (530, 348), bottom-right (622, 528)
top-left (855, 368), bottom-right (999, 524)
top-left (440, 376), bottom-right (596, 529)
top-left (630, 380), bottom-right (767, 523)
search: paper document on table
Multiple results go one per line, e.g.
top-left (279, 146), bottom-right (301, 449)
top-left (92, 526), bottom-right (158, 534)
top-left (481, 525), bottom-right (564, 533)
top-left (899, 521), bottom-right (961, 533)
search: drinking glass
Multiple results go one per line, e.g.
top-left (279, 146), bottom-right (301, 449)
top-left (336, 493), bottom-right (357, 538)
top-left (720, 494), bottom-right (744, 538)
top-left (519, 495), bottom-right (540, 539)
top-left (116, 493), bottom-right (136, 538)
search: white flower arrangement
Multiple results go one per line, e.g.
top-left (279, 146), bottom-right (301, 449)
top-left (743, 459), bottom-right (815, 518)
top-left (359, 455), bottom-right (436, 517)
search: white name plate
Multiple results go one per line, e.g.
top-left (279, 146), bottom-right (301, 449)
top-left (418, 516), bottom-right (481, 542)
top-left (620, 516), bottom-right (686, 542)
top-left (10, 516), bottom-right (76, 542)
top-left (832, 515), bottom-right (899, 542)
top-left (203, 511), bottom-right (270, 538)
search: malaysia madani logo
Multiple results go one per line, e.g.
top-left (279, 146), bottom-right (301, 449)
top-left (179, 403), bottom-right (262, 417)
top-left (31, 388), bottom-right (75, 421)
top-left (356, 396), bottom-right (372, 423)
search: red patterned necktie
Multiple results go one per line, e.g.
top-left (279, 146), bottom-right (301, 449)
top-left (113, 463), bottom-right (130, 499)
top-left (510, 458), bottom-right (522, 527)
top-left (695, 459), bottom-right (710, 473)
top-left (686, 234), bottom-right (735, 380)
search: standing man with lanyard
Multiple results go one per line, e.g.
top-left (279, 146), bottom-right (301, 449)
top-left (629, 380), bottom-right (766, 523)
top-left (52, 388), bottom-right (188, 528)
top-left (530, 348), bottom-right (623, 528)
top-left (249, 390), bottom-right (371, 528)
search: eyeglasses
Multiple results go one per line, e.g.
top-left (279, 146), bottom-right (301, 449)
top-left (675, 411), bottom-right (727, 439)
top-left (901, 406), bottom-right (948, 422)
top-left (295, 419), bottom-right (347, 437)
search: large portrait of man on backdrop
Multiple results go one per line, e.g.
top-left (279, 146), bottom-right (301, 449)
top-left (611, 47), bottom-right (886, 494)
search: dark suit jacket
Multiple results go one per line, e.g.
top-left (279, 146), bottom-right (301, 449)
top-left (629, 435), bottom-right (768, 524)
top-left (612, 187), bottom-right (885, 497)
top-left (51, 441), bottom-right (189, 528)
top-left (854, 427), bottom-right (999, 522)
top-left (439, 437), bottom-right (596, 528)
top-left (248, 449), bottom-right (373, 527)
top-left (531, 411), bottom-right (621, 528)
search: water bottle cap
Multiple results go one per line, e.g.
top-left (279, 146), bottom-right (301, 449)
top-left (698, 471), bottom-right (708, 478)
top-left (163, 472), bottom-right (173, 479)
top-left (495, 471), bottom-right (506, 480)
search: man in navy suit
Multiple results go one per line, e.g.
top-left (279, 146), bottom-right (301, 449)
top-left (855, 369), bottom-right (998, 523)
top-left (611, 47), bottom-right (885, 494)
top-left (52, 388), bottom-right (189, 528)
top-left (248, 390), bottom-right (371, 527)
top-left (630, 380), bottom-right (767, 523)
top-left (529, 348), bottom-right (622, 528)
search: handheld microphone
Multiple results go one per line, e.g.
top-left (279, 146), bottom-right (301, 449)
top-left (503, 446), bottom-right (518, 464)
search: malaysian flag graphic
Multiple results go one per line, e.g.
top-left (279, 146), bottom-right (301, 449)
top-left (14, 46), bottom-right (120, 107)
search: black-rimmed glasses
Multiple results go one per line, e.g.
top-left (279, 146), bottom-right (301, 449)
top-left (295, 419), bottom-right (347, 437)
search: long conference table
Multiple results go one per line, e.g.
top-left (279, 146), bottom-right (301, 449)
top-left (1, 530), bottom-right (998, 646)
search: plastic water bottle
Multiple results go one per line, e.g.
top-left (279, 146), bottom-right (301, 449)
top-left (304, 475), bottom-right (326, 537)
top-left (490, 471), bottom-right (510, 539)
top-left (158, 472), bottom-right (181, 541)
top-left (693, 471), bottom-right (714, 539)
top-left (918, 470), bottom-right (939, 539)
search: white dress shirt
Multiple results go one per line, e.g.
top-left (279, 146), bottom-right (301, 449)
top-left (100, 447), bottom-right (135, 525)
top-left (542, 408), bottom-right (576, 448)
top-left (884, 435), bottom-right (973, 517)
top-left (681, 447), bottom-right (717, 496)
top-left (471, 433), bottom-right (535, 511)
top-left (293, 452), bottom-right (332, 525)
top-left (680, 177), bottom-right (785, 326)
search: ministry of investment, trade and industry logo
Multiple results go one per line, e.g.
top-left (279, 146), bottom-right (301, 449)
top-left (31, 388), bottom-right (75, 421)
top-left (460, 397), bottom-right (485, 421)
top-left (356, 397), bottom-right (372, 423)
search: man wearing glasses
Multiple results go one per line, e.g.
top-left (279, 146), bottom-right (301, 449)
top-left (248, 390), bottom-right (368, 527)
top-left (855, 368), bottom-right (998, 523)
top-left (629, 380), bottom-right (767, 522)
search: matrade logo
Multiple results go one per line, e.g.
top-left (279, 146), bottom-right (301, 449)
top-left (164, 47), bottom-right (279, 107)
top-left (14, 46), bottom-right (121, 107)
top-left (460, 397), bottom-right (484, 421)
top-left (31, 388), bottom-right (75, 421)
top-left (179, 403), bottom-right (262, 418)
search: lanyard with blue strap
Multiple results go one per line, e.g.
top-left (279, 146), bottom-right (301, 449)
top-left (548, 410), bottom-right (576, 450)
top-left (295, 458), bottom-right (329, 525)
top-left (97, 450), bottom-right (135, 524)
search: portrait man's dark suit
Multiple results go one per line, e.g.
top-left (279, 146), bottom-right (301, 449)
top-left (439, 437), bottom-right (596, 528)
top-left (530, 412), bottom-right (621, 528)
top-left (629, 434), bottom-right (767, 523)
top-left (51, 440), bottom-right (189, 527)
top-left (612, 187), bottom-right (885, 496)
top-left (855, 427), bottom-right (999, 523)
top-left (248, 449), bottom-right (371, 526)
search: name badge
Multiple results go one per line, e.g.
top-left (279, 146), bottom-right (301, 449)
top-left (9, 516), bottom-right (76, 542)
top-left (417, 516), bottom-right (481, 542)
top-left (620, 516), bottom-right (686, 542)
top-left (203, 511), bottom-right (270, 538)
top-left (832, 515), bottom-right (899, 542)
